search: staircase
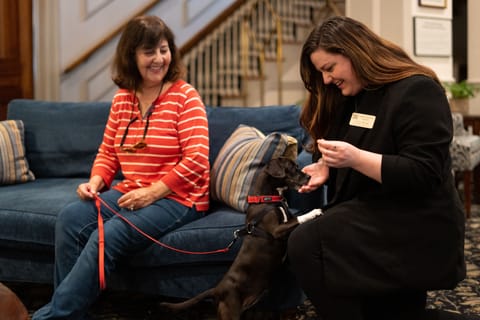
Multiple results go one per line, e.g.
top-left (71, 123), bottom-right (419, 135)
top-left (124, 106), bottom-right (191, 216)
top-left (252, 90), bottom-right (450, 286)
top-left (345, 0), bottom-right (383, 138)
top-left (181, 0), bottom-right (345, 107)
top-left (51, 0), bottom-right (344, 105)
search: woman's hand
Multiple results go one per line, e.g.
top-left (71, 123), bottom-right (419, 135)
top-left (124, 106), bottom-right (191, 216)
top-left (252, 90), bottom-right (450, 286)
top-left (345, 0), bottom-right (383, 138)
top-left (118, 181), bottom-right (171, 211)
top-left (317, 139), bottom-right (360, 168)
top-left (299, 160), bottom-right (329, 193)
top-left (77, 175), bottom-right (105, 200)
top-left (317, 139), bottom-right (383, 183)
top-left (118, 188), bottom-right (156, 211)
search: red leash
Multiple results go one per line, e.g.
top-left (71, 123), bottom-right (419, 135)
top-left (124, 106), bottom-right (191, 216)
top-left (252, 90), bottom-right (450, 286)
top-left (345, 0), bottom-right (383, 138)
top-left (94, 195), bottom-right (233, 290)
top-left (95, 198), bottom-right (106, 290)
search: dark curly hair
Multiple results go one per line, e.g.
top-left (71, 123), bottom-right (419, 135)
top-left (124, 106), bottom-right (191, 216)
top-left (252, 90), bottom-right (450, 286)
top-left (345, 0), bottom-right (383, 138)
top-left (111, 15), bottom-right (185, 90)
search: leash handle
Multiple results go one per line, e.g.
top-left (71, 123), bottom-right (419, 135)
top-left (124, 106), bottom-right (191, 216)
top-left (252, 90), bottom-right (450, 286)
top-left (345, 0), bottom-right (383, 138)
top-left (95, 197), bottom-right (106, 290)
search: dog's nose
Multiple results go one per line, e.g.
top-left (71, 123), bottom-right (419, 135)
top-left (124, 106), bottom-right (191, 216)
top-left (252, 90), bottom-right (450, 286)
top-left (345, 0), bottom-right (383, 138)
top-left (301, 173), bottom-right (310, 183)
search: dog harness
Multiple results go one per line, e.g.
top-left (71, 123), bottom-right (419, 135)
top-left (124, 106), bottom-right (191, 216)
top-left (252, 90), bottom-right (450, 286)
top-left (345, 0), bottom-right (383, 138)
top-left (233, 196), bottom-right (292, 241)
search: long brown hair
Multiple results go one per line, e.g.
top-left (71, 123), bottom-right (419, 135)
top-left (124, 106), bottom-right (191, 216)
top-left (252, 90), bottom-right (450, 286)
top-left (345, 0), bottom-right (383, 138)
top-left (111, 15), bottom-right (186, 90)
top-left (300, 16), bottom-right (441, 149)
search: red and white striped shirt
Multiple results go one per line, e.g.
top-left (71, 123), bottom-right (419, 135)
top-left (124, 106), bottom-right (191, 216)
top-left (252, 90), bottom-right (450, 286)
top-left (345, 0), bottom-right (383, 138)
top-left (91, 80), bottom-right (210, 211)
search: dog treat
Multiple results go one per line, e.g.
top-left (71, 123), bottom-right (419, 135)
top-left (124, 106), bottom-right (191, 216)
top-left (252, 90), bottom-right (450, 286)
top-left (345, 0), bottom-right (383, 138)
top-left (297, 208), bottom-right (323, 224)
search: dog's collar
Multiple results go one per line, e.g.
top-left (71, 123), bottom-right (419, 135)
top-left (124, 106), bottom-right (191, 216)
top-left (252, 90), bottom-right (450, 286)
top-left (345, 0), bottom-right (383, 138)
top-left (247, 195), bottom-right (283, 204)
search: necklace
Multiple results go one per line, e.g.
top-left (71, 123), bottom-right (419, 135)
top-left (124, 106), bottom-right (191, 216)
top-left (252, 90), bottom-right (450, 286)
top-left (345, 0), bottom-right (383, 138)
top-left (136, 82), bottom-right (164, 117)
top-left (122, 83), bottom-right (164, 153)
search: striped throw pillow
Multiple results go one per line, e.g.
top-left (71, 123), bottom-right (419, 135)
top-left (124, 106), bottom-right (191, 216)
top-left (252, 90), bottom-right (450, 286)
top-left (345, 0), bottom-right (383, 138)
top-left (0, 120), bottom-right (35, 185)
top-left (211, 124), bottom-right (297, 212)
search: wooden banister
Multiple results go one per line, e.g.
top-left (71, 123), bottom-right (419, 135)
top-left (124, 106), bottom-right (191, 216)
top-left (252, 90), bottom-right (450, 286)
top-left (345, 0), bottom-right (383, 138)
top-left (61, 0), bottom-right (342, 106)
top-left (63, 0), bottom-right (245, 75)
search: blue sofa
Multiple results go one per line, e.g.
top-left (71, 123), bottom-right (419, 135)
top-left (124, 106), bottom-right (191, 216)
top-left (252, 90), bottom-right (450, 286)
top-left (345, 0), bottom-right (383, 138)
top-left (0, 99), bottom-right (318, 310)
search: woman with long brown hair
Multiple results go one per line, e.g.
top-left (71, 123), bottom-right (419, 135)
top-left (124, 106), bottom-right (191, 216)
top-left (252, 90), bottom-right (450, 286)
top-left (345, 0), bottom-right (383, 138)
top-left (288, 16), bottom-right (465, 320)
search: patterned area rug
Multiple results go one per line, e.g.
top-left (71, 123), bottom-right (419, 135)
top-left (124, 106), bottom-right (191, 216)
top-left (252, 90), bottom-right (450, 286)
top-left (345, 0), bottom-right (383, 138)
top-left (426, 209), bottom-right (480, 316)
top-left (17, 207), bottom-right (480, 319)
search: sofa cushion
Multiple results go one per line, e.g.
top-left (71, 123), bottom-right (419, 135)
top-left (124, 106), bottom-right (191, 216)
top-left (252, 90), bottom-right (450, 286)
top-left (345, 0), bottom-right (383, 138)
top-left (210, 124), bottom-right (297, 212)
top-left (7, 99), bottom-right (111, 178)
top-left (0, 178), bottom-right (83, 247)
top-left (206, 105), bottom-right (307, 164)
top-left (0, 120), bottom-right (35, 185)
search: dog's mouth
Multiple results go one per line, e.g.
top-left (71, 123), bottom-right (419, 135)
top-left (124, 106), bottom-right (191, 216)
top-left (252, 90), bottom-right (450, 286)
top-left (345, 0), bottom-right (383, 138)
top-left (287, 174), bottom-right (310, 190)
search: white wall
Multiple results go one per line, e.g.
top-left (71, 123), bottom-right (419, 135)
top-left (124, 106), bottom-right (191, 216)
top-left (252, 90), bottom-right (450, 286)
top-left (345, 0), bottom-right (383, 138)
top-left (346, 0), bottom-right (453, 82)
top-left (35, 0), bottom-right (470, 104)
top-left (411, 0), bottom-right (453, 82)
top-left (467, 0), bottom-right (480, 114)
top-left (35, 0), bottom-right (235, 102)
top-left (58, 0), bottom-right (236, 71)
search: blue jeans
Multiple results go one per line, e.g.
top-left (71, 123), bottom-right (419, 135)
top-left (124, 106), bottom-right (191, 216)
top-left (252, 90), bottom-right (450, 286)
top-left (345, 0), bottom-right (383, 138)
top-left (32, 189), bottom-right (201, 320)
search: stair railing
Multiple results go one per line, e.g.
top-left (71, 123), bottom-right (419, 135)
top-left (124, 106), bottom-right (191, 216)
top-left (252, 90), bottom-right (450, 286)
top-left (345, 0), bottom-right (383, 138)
top-left (182, 0), bottom-right (344, 107)
top-left (240, 0), bottom-right (284, 106)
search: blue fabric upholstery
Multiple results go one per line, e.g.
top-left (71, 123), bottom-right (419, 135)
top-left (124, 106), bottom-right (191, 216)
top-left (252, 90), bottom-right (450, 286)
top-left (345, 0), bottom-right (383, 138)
top-left (206, 105), bottom-right (309, 162)
top-left (0, 99), bottom-right (315, 309)
top-left (7, 100), bottom-right (111, 178)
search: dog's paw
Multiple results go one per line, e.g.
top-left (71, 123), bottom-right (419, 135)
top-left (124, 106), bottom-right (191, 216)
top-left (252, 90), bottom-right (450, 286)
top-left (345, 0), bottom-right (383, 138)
top-left (297, 208), bottom-right (323, 224)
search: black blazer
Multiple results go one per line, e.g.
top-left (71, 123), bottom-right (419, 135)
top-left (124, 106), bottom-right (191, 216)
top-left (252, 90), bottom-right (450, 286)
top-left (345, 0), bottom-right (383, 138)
top-left (318, 75), bottom-right (465, 294)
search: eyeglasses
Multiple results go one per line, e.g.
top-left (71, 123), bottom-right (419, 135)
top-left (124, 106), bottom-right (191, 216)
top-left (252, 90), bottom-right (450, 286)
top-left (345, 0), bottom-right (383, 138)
top-left (120, 115), bottom-right (150, 153)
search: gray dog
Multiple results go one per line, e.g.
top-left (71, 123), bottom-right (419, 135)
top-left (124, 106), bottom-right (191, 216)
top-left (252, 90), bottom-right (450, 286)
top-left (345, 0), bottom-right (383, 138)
top-left (160, 156), bottom-right (322, 320)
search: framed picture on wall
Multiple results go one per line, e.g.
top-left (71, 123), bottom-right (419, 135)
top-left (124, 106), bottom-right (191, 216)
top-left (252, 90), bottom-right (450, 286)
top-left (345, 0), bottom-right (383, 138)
top-left (413, 17), bottom-right (451, 57)
top-left (418, 0), bottom-right (447, 8)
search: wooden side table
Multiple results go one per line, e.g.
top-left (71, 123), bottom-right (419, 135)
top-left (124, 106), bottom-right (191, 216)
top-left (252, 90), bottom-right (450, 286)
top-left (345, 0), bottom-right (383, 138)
top-left (463, 114), bottom-right (480, 135)
top-left (456, 114), bottom-right (480, 218)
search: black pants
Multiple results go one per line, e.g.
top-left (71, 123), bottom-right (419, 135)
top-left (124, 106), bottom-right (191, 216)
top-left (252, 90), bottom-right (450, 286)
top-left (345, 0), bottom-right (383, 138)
top-left (287, 222), bottom-right (427, 320)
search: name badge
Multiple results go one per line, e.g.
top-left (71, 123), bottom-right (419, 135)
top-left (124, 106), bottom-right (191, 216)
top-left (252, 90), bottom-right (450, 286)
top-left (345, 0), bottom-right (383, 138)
top-left (349, 112), bottom-right (376, 129)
